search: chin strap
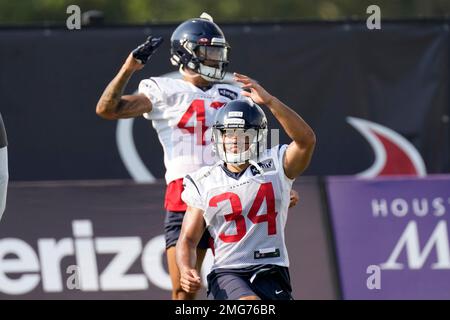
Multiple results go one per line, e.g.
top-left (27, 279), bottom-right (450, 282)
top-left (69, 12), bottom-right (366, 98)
top-left (179, 65), bottom-right (218, 82)
top-left (179, 65), bottom-right (195, 78)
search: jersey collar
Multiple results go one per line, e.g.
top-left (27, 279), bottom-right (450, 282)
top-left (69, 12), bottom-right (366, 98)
top-left (220, 163), bottom-right (253, 180)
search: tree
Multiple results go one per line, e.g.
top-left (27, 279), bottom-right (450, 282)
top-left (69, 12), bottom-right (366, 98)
top-left (0, 0), bottom-right (449, 26)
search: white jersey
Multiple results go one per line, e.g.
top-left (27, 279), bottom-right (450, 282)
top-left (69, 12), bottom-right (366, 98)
top-left (139, 77), bottom-right (245, 184)
top-left (182, 145), bottom-right (294, 270)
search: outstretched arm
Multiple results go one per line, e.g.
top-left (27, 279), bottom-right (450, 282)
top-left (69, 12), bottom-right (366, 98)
top-left (234, 72), bottom-right (316, 179)
top-left (176, 206), bottom-right (206, 293)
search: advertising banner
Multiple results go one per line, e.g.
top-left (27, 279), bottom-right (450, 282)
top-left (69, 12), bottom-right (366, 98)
top-left (326, 175), bottom-right (450, 299)
top-left (0, 178), bottom-right (336, 299)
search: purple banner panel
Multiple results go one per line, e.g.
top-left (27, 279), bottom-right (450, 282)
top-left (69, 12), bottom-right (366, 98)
top-left (326, 175), bottom-right (450, 299)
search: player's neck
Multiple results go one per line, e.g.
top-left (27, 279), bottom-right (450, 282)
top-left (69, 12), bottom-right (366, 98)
top-left (226, 162), bottom-right (251, 173)
top-left (184, 76), bottom-right (211, 88)
top-left (181, 68), bottom-right (211, 88)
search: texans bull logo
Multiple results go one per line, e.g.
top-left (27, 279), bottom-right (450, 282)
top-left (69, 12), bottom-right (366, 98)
top-left (347, 117), bottom-right (426, 178)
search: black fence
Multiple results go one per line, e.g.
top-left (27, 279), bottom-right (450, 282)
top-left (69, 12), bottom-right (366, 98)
top-left (1, 20), bottom-right (448, 181)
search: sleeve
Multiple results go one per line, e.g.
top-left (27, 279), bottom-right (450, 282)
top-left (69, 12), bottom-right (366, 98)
top-left (276, 144), bottom-right (295, 188)
top-left (138, 78), bottom-right (164, 120)
top-left (0, 113), bottom-right (7, 148)
top-left (181, 174), bottom-right (206, 211)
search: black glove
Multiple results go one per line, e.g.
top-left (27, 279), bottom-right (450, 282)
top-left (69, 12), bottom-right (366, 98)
top-left (132, 36), bottom-right (164, 65)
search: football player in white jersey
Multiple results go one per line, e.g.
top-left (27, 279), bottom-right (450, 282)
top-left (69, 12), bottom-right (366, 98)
top-left (96, 13), bottom-right (299, 300)
top-left (176, 73), bottom-right (316, 300)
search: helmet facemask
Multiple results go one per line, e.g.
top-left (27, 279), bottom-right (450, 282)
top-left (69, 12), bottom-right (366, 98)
top-left (212, 127), bottom-right (267, 165)
top-left (195, 41), bottom-right (229, 81)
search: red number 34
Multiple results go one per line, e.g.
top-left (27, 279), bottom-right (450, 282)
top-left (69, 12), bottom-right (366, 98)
top-left (208, 182), bottom-right (278, 243)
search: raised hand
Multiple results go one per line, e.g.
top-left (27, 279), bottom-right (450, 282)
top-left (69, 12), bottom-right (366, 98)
top-left (132, 36), bottom-right (164, 65)
top-left (233, 72), bottom-right (274, 106)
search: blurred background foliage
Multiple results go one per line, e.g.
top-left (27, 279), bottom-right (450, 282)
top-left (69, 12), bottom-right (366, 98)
top-left (0, 0), bottom-right (450, 25)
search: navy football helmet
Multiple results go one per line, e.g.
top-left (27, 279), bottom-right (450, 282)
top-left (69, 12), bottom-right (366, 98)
top-left (212, 99), bottom-right (268, 164)
top-left (170, 13), bottom-right (230, 81)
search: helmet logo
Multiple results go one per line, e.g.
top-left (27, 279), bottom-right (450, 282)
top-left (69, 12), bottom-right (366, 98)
top-left (224, 118), bottom-right (245, 127)
top-left (211, 37), bottom-right (226, 45)
top-left (228, 111), bottom-right (243, 117)
top-left (198, 38), bottom-right (209, 44)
